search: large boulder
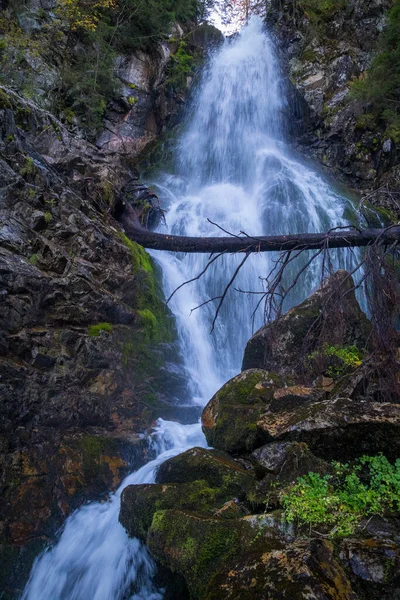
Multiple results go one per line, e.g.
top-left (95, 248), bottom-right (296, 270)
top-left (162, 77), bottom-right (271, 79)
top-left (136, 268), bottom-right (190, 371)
top-left (155, 446), bottom-right (254, 487)
top-left (257, 396), bottom-right (400, 462)
top-left (120, 447), bottom-right (255, 540)
top-left (201, 368), bottom-right (400, 462)
top-left (146, 509), bottom-right (289, 600)
top-left (206, 539), bottom-right (358, 600)
top-left (201, 369), bottom-right (292, 454)
top-left (242, 271), bottom-right (371, 379)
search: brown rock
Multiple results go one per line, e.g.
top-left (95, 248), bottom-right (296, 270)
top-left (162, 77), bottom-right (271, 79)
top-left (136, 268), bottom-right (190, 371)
top-left (242, 270), bottom-right (371, 380)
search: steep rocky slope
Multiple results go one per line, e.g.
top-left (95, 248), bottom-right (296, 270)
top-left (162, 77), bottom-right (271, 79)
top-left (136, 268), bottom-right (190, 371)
top-left (0, 82), bottom-right (192, 596)
top-left (121, 272), bottom-right (400, 600)
top-left (0, 13), bottom-right (223, 597)
top-left (268, 0), bottom-right (400, 218)
top-left (0, 0), bottom-right (225, 592)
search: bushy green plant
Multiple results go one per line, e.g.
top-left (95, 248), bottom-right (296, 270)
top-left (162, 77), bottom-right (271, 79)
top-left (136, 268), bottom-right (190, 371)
top-left (323, 344), bottom-right (363, 376)
top-left (281, 455), bottom-right (400, 537)
top-left (307, 343), bottom-right (363, 377)
top-left (167, 41), bottom-right (194, 91)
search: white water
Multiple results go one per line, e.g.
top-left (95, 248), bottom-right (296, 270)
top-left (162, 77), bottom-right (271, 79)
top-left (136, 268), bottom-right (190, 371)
top-left (22, 18), bottom-right (359, 600)
top-left (21, 421), bottom-right (206, 600)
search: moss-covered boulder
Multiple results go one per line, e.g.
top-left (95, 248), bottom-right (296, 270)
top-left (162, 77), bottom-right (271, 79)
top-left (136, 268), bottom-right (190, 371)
top-left (146, 509), bottom-right (286, 600)
top-left (201, 369), bottom-right (292, 454)
top-left (242, 271), bottom-right (371, 380)
top-left (155, 446), bottom-right (254, 487)
top-left (205, 539), bottom-right (358, 600)
top-left (120, 477), bottom-right (250, 541)
top-left (120, 447), bottom-right (256, 542)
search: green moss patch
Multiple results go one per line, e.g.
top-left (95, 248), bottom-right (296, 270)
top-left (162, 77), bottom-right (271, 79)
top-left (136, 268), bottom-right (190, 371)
top-left (88, 322), bottom-right (113, 337)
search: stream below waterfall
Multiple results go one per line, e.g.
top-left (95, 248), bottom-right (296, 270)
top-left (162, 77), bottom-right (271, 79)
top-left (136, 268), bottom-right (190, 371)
top-left (22, 17), bottom-right (362, 600)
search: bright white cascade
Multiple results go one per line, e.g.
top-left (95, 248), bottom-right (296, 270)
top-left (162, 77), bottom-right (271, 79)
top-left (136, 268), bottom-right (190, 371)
top-left (153, 17), bottom-right (357, 392)
top-left (22, 18), bottom-right (358, 600)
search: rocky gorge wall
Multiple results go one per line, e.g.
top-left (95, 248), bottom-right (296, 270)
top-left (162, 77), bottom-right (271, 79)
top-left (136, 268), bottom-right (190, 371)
top-left (268, 0), bottom-right (400, 219)
top-left (0, 3), bottom-right (222, 595)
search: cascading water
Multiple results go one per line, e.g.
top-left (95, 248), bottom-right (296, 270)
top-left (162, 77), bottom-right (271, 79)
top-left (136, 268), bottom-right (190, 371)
top-left (22, 17), bottom-right (359, 600)
top-left (153, 17), bottom-right (358, 389)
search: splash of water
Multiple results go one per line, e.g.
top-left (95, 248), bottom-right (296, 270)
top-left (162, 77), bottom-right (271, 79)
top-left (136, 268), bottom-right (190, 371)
top-left (22, 18), bottom-right (359, 600)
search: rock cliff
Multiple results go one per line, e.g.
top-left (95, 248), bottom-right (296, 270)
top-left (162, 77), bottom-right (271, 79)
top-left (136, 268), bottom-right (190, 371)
top-left (268, 0), bottom-right (400, 218)
top-left (0, 4), bottom-right (223, 593)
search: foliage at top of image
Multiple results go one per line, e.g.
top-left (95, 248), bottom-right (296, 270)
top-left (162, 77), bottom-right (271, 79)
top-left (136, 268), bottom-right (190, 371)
top-left (0, 0), bottom-right (207, 136)
top-left (281, 454), bottom-right (400, 537)
top-left (351, 0), bottom-right (400, 142)
top-left (57, 0), bottom-right (116, 32)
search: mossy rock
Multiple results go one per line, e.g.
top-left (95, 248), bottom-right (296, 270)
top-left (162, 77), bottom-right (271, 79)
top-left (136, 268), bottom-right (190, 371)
top-left (249, 442), bottom-right (331, 509)
top-left (205, 539), bottom-right (357, 600)
top-left (120, 478), bottom-right (250, 541)
top-left (155, 447), bottom-right (254, 490)
top-left (242, 271), bottom-right (371, 380)
top-left (257, 396), bottom-right (400, 462)
top-left (201, 369), bottom-right (290, 454)
top-left (147, 509), bottom-right (277, 600)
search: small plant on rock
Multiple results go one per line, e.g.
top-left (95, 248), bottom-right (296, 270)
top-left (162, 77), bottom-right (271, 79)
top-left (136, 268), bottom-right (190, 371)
top-left (88, 322), bottom-right (113, 337)
top-left (280, 454), bottom-right (400, 537)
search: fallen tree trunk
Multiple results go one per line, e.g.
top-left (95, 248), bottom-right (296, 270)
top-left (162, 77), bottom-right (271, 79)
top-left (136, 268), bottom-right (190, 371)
top-left (120, 204), bottom-right (400, 253)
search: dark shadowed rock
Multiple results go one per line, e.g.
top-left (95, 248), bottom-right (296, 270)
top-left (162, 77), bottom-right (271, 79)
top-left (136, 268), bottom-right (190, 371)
top-left (155, 446), bottom-right (254, 488)
top-left (242, 270), bottom-right (371, 379)
top-left (258, 396), bottom-right (400, 462)
top-left (206, 539), bottom-right (358, 600)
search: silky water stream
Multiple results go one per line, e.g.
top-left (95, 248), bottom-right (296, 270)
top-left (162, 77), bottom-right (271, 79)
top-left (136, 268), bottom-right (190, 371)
top-left (22, 17), bottom-right (360, 600)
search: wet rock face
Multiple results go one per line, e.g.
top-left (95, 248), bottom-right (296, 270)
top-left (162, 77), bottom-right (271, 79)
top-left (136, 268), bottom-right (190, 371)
top-left (268, 0), bottom-right (399, 214)
top-left (201, 369), bottom-right (293, 454)
top-left (0, 86), bottom-right (191, 596)
top-left (97, 24), bottom-right (223, 156)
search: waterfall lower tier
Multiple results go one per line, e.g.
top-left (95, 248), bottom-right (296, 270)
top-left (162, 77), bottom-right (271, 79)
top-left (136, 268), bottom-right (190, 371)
top-left (22, 421), bottom-right (206, 600)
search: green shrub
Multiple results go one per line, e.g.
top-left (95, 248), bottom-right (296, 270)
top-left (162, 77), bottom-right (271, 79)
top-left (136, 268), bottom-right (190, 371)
top-left (281, 455), bottom-right (400, 537)
top-left (167, 41), bottom-right (194, 91)
top-left (19, 157), bottom-right (37, 178)
top-left (307, 343), bottom-right (363, 377)
top-left (88, 322), bottom-right (113, 336)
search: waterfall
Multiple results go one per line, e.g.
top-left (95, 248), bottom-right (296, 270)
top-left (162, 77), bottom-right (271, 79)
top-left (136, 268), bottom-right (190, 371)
top-left (22, 18), bottom-right (359, 600)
